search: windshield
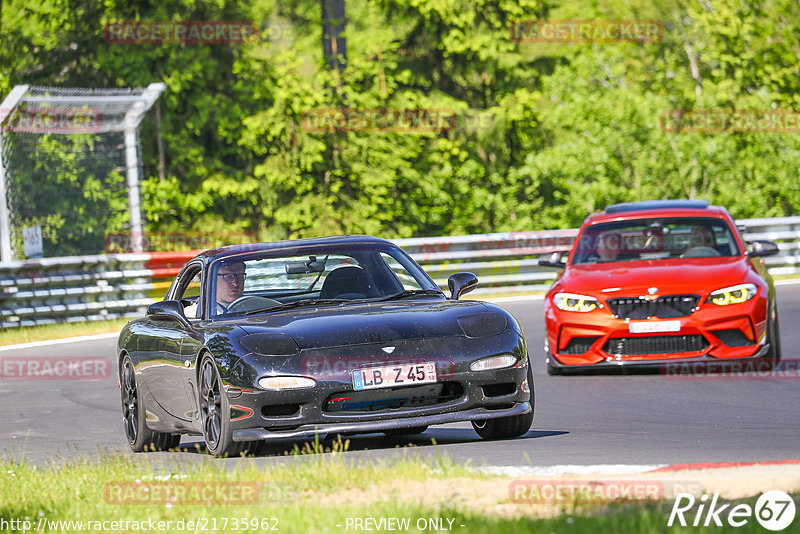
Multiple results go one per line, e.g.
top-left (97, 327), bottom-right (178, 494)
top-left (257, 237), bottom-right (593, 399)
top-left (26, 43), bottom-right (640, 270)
top-left (208, 244), bottom-right (440, 317)
top-left (571, 217), bottom-right (741, 265)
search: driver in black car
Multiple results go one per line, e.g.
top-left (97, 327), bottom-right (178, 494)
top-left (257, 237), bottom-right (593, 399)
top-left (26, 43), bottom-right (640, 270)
top-left (182, 259), bottom-right (246, 318)
top-left (214, 260), bottom-right (246, 313)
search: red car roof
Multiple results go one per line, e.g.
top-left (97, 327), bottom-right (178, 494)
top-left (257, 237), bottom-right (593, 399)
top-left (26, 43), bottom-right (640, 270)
top-left (581, 203), bottom-right (733, 227)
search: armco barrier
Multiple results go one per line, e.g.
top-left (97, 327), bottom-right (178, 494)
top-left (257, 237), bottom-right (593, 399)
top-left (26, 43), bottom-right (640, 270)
top-left (0, 217), bottom-right (798, 328)
top-left (0, 254), bottom-right (153, 329)
top-left (396, 229), bottom-right (579, 294)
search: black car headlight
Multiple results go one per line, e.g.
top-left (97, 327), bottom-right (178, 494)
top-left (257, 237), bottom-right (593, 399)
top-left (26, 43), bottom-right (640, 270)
top-left (258, 376), bottom-right (315, 390)
top-left (457, 312), bottom-right (508, 338)
top-left (706, 284), bottom-right (757, 306)
top-left (240, 333), bottom-right (301, 355)
top-left (470, 355), bottom-right (517, 371)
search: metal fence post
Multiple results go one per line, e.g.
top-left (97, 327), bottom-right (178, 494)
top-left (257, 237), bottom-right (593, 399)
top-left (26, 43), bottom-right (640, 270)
top-left (124, 125), bottom-right (144, 253)
top-left (123, 83), bottom-right (166, 254)
top-left (0, 85), bottom-right (30, 263)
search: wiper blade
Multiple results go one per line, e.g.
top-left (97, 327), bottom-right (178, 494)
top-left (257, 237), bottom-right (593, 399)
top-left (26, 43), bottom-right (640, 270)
top-left (376, 289), bottom-right (443, 302)
top-left (243, 298), bottom-right (348, 315)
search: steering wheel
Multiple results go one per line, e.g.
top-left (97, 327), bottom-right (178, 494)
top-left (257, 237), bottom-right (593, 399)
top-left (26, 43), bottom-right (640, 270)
top-left (681, 246), bottom-right (721, 258)
top-left (225, 295), bottom-right (282, 313)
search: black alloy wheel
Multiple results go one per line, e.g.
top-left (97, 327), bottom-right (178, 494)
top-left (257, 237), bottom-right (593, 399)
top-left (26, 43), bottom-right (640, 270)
top-left (199, 354), bottom-right (254, 457)
top-left (120, 355), bottom-right (180, 452)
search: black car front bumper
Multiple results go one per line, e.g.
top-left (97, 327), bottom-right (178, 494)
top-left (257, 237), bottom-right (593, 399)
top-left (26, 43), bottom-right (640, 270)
top-left (232, 401), bottom-right (531, 441)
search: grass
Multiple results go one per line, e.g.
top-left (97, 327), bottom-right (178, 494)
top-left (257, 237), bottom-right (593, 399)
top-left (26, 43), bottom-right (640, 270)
top-left (0, 318), bottom-right (130, 347)
top-left (2, 444), bottom-right (794, 533)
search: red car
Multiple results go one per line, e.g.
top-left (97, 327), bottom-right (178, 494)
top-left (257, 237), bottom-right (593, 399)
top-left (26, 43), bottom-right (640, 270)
top-left (539, 200), bottom-right (781, 374)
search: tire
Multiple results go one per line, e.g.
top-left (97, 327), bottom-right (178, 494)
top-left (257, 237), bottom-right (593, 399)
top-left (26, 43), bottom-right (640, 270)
top-left (198, 354), bottom-right (248, 457)
top-left (383, 426), bottom-right (429, 437)
top-left (120, 355), bottom-right (181, 452)
top-left (472, 361), bottom-right (534, 440)
top-left (764, 299), bottom-right (782, 367)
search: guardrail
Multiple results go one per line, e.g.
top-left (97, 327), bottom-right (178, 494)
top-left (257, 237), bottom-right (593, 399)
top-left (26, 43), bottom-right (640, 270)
top-left (0, 217), bottom-right (798, 328)
top-left (397, 229), bottom-right (578, 295)
top-left (0, 254), bottom-right (153, 329)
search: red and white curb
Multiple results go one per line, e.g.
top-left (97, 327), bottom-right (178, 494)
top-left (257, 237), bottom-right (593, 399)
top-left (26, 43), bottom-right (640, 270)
top-left (481, 464), bottom-right (667, 476)
top-left (651, 459), bottom-right (800, 472)
top-left (481, 459), bottom-right (800, 477)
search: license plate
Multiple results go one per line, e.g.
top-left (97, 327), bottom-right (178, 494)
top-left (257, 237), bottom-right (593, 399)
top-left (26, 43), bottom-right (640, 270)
top-left (628, 320), bottom-right (681, 334)
top-left (352, 362), bottom-right (437, 391)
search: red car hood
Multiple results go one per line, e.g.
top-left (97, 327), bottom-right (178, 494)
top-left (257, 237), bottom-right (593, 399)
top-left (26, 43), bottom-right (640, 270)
top-left (558, 257), bottom-right (751, 298)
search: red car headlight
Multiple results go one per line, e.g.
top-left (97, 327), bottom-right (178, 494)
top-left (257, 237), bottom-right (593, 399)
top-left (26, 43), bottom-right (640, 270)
top-left (706, 283), bottom-right (757, 306)
top-left (553, 292), bottom-right (601, 312)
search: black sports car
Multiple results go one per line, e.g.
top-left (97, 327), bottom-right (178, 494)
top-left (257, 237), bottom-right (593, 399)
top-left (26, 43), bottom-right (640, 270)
top-left (117, 236), bottom-right (533, 456)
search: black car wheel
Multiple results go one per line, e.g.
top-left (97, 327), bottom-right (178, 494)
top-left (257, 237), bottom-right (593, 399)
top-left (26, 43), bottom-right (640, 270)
top-left (120, 355), bottom-right (180, 452)
top-left (472, 361), bottom-right (534, 440)
top-left (199, 354), bottom-right (249, 457)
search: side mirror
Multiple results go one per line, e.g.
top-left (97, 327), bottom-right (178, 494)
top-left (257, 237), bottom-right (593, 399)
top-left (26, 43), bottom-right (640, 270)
top-left (747, 240), bottom-right (780, 257)
top-left (448, 272), bottom-right (478, 300)
top-left (147, 300), bottom-right (190, 326)
top-left (538, 251), bottom-right (567, 268)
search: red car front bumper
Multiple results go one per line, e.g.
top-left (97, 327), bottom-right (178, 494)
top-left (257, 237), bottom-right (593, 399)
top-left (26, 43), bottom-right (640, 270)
top-left (545, 294), bottom-right (769, 367)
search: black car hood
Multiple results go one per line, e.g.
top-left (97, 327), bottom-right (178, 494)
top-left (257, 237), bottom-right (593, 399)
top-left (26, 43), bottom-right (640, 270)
top-left (232, 298), bottom-right (488, 349)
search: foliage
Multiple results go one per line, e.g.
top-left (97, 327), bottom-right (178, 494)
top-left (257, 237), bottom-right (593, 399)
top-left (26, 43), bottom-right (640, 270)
top-left (1, 0), bottom-right (799, 254)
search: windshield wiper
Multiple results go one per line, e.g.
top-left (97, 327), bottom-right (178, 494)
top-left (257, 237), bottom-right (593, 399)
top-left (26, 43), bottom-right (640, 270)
top-left (375, 289), bottom-right (444, 302)
top-left (243, 298), bottom-right (349, 315)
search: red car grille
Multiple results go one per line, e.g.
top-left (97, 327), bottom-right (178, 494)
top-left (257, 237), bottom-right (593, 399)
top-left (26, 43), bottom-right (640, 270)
top-left (607, 295), bottom-right (700, 319)
top-left (603, 335), bottom-right (709, 356)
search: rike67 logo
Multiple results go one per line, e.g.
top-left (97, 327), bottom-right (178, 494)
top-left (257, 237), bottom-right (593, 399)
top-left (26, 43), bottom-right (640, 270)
top-left (668, 490), bottom-right (796, 531)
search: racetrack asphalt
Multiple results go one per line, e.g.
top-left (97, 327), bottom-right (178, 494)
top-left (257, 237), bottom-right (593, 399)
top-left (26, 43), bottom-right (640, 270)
top-left (1, 283), bottom-right (799, 469)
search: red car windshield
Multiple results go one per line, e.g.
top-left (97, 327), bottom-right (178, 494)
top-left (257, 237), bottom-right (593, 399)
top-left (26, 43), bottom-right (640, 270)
top-left (571, 217), bottom-right (741, 264)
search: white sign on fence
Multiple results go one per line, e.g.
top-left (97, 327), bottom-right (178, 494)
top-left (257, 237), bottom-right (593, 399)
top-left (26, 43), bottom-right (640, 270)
top-left (22, 225), bottom-right (43, 258)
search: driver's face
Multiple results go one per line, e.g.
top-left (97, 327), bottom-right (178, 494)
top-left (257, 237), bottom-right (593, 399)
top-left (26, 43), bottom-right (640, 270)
top-left (691, 227), bottom-right (714, 247)
top-left (216, 263), bottom-right (245, 305)
top-left (596, 232), bottom-right (620, 260)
